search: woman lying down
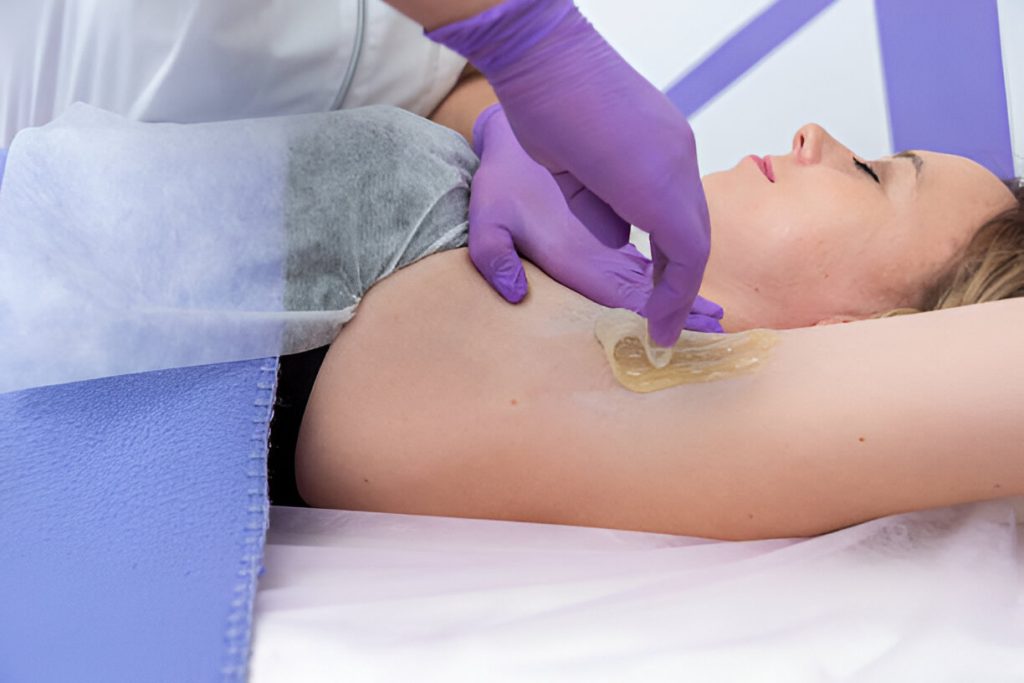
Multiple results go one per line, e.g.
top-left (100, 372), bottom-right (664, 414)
top-left (253, 94), bottom-right (1024, 543)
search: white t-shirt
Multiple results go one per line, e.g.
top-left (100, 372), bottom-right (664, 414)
top-left (0, 0), bottom-right (467, 145)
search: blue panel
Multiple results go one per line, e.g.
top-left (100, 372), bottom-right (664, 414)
top-left (875, 0), bottom-right (1014, 178)
top-left (0, 358), bottom-right (277, 683)
top-left (665, 0), bottom-right (837, 116)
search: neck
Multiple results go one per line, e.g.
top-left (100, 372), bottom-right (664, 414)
top-left (698, 278), bottom-right (766, 333)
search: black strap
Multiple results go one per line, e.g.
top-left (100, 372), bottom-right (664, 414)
top-left (267, 345), bottom-right (331, 507)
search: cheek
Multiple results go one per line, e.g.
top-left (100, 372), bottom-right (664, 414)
top-left (777, 190), bottom-right (882, 274)
top-left (706, 180), bottom-right (790, 254)
top-left (865, 234), bottom-right (944, 309)
top-left (708, 175), bottom-right (840, 256)
top-left (736, 209), bottom-right (837, 275)
top-left (812, 224), bottom-right (921, 315)
top-left (707, 173), bottom-right (885, 288)
top-left (736, 209), bottom-right (880, 314)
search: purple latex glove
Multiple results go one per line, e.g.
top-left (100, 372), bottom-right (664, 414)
top-left (428, 0), bottom-right (712, 347)
top-left (470, 104), bottom-right (724, 333)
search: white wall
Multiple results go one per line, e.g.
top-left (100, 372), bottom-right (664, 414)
top-left (578, 0), bottom-right (1022, 177)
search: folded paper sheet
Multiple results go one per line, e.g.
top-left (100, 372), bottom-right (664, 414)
top-left (0, 104), bottom-right (476, 682)
top-left (0, 103), bottom-right (476, 395)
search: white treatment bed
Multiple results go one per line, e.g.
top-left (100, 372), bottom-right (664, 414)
top-left (250, 499), bottom-right (1024, 682)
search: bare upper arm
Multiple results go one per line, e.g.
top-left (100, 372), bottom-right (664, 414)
top-left (618, 297), bottom-right (1024, 538)
top-left (295, 250), bottom-right (1024, 539)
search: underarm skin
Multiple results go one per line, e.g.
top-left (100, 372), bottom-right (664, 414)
top-left (295, 250), bottom-right (1024, 542)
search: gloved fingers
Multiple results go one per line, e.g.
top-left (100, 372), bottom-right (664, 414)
top-left (525, 210), bottom-right (653, 312)
top-left (650, 245), bottom-right (722, 332)
top-left (642, 257), bottom-right (703, 348)
top-left (690, 295), bottom-right (724, 320)
top-left (555, 237), bottom-right (721, 331)
top-left (467, 219), bottom-right (529, 303)
top-left (582, 241), bottom-right (654, 313)
top-left (551, 171), bottom-right (631, 248)
top-left (684, 312), bottom-right (724, 334)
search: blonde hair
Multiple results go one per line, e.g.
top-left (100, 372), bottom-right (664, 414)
top-left (878, 178), bottom-right (1024, 318)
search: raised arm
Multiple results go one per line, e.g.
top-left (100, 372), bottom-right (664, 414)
top-left (296, 254), bottom-right (1024, 542)
top-left (656, 296), bottom-right (1024, 540)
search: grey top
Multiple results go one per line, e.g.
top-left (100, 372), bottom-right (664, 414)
top-left (0, 104), bottom-right (478, 393)
top-left (283, 105), bottom-right (477, 314)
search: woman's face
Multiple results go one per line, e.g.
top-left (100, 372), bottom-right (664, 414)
top-left (700, 123), bottom-right (1016, 329)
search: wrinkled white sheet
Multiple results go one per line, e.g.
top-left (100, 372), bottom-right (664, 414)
top-left (251, 498), bottom-right (1024, 682)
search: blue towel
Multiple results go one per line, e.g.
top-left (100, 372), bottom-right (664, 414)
top-left (0, 359), bottom-right (275, 682)
top-left (0, 105), bottom-right (477, 682)
top-left (0, 103), bottom-right (475, 394)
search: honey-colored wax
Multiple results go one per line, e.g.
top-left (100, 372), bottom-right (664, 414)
top-left (595, 308), bottom-right (778, 393)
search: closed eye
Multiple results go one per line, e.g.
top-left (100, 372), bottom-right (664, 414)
top-left (853, 156), bottom-right (880, 184)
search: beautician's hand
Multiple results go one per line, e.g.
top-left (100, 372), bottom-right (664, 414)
top-left (428, 0), bottom-right (711, 347)
top-left (471, 104), bottom-right (723, 333)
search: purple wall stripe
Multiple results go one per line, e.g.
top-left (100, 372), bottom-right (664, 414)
top-left (875, 0), bottom-right (1013, 178)
top-left (664, 0), bottom-right (837, 117)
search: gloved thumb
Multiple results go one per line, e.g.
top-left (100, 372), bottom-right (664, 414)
top-left (584, 246), bottom-right (724, 334)
top-left (468, 219), bottom-right (529, 303)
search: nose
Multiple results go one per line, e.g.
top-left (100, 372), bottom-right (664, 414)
top-left (791, 123), bottom-right (828, 165)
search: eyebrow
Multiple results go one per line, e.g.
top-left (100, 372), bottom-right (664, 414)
top-left (892, 150), bottom-right (923, 184)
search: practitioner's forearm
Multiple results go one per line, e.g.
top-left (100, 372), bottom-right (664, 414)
top-left (429, 65), bottom-right (499, 145)
top-left (385, 0), bottom-right (501, 32)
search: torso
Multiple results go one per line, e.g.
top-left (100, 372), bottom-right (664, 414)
top-left (292, 247), bottom-right (1024, 540)
top-left (294, 248), bottom-right (634, 515)
top-left (293, 247), bottom-right (769, 534)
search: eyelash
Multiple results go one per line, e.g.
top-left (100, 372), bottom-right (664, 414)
top-left (853, 156), bottom-right (880, 184)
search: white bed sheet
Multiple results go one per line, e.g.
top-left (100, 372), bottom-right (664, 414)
top-left (250, 498), bottom-right (1024, 682)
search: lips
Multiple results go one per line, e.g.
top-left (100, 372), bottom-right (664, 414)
top-left (747, 155), bottom-right (775, 183)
